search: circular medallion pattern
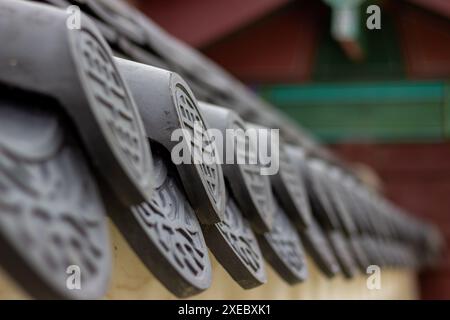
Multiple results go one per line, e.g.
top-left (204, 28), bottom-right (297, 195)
top-left (299, 217), bottom-right (341, 278)
top-left (0, 96), bottom-right (111, 299)
top-left (275, 145), bottom-right (313, 229)
top-left (113, 148), bottom-right (212, 297)
top-left (73, 29), bottom-right (153, 204)
top-left (173, 83), bottom-right (225, 223)
top-left (203, 195), bottom-right (266, 289)
top-left (257, 198), bottom-right (308, 284)
top-left (231, 120), bottom-right (274, 233)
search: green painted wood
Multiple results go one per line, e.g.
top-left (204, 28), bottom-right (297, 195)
top-left (261, 82), bottom-right (444, 106)
top-left (444, 82), bottom-right (450, 138)
top-left (313, 5), bottom-right (404, 81)
top-left (258, 81), bottom-right (447, 143)
top-left (311, 127), bottom-right (442, 144)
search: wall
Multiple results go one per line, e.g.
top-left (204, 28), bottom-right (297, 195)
top-left (0, 220), bottom-right (419, 300)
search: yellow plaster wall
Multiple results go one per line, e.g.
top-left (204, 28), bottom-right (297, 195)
top-left (0, 220), bottom-right (419, 300)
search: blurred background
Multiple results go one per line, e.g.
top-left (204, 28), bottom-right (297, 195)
top-left (129, 0), bottom-right (450, 299)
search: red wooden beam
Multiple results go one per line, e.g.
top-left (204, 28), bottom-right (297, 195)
top-left (407, 0), bottom-right (450, 20)
top-left (396, 2), bottom-right (450, 79)
top-left (203, 1), bottom-right (327, 83)
top-left (135, 0), bottom-right (292, 47)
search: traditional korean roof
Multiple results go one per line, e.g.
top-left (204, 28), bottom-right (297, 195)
top-left (0, 0), bottom-right (443, 299)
